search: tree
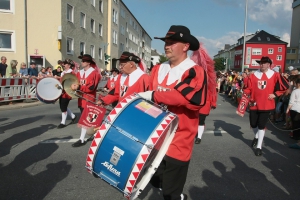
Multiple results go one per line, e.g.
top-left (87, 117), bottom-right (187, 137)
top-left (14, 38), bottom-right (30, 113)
top-left (214, 57), bottom-right (226, 71)
top-left (159, 55), bottom-right (168, 63)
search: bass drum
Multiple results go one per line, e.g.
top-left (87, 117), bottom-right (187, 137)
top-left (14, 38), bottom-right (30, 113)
top-left (36, 77), bottom-right (62, 104)
top-left (85, 94), bottom-right (178, 200)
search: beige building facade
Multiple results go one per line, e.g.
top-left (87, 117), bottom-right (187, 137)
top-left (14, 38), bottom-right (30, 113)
top-left (0, 0), bottom-right (151, 71)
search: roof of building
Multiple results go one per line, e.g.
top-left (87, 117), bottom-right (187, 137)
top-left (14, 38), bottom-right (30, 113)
top-left (247, 30), bottom-right (288, 44)
top-left (151, 49), bottom-right (161, 56)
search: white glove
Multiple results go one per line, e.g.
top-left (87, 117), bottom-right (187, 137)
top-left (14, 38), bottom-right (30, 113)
top-left (138, 91), bottom-right (153, 101)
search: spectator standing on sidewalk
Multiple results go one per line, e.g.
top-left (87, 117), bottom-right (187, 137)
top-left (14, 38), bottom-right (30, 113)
top-left (243, 56), bottom-right (289, 156)
top-left (6, 60), bottom-right (18, 78)
top-left (28, 62), bottom-right (38, 77)
top-left (0, 56), bottom-right (7, 77)
top-left (19, 62), bottom-right (28, 77)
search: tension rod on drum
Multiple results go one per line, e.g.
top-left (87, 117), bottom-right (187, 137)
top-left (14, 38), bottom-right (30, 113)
top-left (104, 119), bottom-right (153, 150)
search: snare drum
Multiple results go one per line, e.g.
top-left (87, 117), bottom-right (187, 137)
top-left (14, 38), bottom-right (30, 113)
top-left (36, 77), bottom-right (62, 104)
top-left (86, 94), bottom-right (178, 200)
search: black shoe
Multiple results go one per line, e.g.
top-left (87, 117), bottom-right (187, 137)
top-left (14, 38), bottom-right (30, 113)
top-left (195, 138), bottom-right (201, 144)
top-left (72, 140), bottom-right (86, 147)
top-left (57, 124), bottom-right (66, 129)
top-left (182, 193), bottom-right (188, 200)
top-left (86, 135), bottom-right (94, 142)
top-left (251, 138), bottom-right (258, 147)
top-left (255, 148), bottom-right (262, 156)
top-left (71, 115), bottom-right (77, 124)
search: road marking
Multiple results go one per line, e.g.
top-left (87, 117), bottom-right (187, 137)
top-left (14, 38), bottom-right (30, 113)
top-left (204, 130), bottom-right (228, 134)
top-left (40, 139), bottom-right (88, 143)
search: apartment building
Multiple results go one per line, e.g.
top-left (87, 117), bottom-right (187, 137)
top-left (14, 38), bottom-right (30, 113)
top-left (0, 0), bottom-right (151, 71)
top-left (287, 0), bottom-right (300, 68)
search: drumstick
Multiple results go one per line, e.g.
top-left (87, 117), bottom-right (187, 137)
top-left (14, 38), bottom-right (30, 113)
top-left (55, 84), bottom-right (62, 90)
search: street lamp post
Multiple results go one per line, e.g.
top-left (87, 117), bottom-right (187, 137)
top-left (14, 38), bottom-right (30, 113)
top-left (241, 0), bottom-right (248, 72)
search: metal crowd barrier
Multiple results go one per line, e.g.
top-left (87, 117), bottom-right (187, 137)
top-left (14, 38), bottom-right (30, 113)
top-left (0, 77), bottom-right (37, 102)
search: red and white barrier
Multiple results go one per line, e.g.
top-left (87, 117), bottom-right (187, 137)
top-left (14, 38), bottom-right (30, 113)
top-left (0, 78), bottom-right (37, 102)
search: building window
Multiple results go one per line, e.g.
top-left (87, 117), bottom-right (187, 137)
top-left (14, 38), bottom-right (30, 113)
top-left (257, 37), bottom-right (261, 41)
top-left (251, 59), bottom-right (259, 66)
top-left (91, 0), bottom-right (95, 7)
top-left (278, 47), bottom-right (282, 52)
top-left (91, 19), bottom-right (95, 33)
top-left (121, 8), bottom-right (126, 18)
top-left (252, 48), bottom-right (262, 55)
top-left (0, 0), bottom-right (14, 13)
top-left (90, 45), bottom-right (95, 58)
top-left (80, 42), bottom-right (85, 54)
top-left (113, 30), bottom-right (118, 44)
top-left (286, 59), bottom-right (295, 64)
top-left (99, 24), bottom-right (103, 36)
top-left (267, 37), bottom-right (270, 41)
top-left (67, 4), bottom-right (74, 22)
top-left (99, 0), bottom-right (103, 13)
top-left (0, 31), bottom-right (15, 51)
top-left (80, 12), bottom-right (86, 28)
top-left (276, 55), bottom-right (282, 61)
top-left (120, 25), bottom-right (125, 35)
top-left (287, 49), bottom-right (296, 54)
top-left (99, 48), bottom-right (103, 60)
top-left (120, 43), bottom-right (124, 52)
top-left (113, 9), bottom-right (118, 24)
top-left (67, 37), bottom-right (74, 54)
top-left (268, 48), bottom-right (273, 54)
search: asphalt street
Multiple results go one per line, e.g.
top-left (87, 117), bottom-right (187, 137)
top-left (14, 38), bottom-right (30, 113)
top-left (0, 94), bottom-right (299, 200)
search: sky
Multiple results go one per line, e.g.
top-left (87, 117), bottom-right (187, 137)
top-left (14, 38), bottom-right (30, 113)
top-left (122, 0), bottom-right (293, 57)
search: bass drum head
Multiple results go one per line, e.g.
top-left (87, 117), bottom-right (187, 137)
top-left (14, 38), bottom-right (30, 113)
top-left (36, 77), bottom-right (62, 101)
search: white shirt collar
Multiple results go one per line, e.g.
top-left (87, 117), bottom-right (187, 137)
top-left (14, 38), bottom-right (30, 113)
top-left (254, 68), bottom-right (274, 79)
top-left (120, 67), bottom-right (145, 86)
top-left (80, 67), bottom-right (94, 78)
top-left (158, 57), bottom-right (196, 85)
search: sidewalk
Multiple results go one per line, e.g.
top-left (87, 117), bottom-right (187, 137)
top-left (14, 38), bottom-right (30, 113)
top-left (0, 99), bottom-right (42, 111)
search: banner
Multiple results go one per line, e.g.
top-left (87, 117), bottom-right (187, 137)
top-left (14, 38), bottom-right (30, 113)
top-left (236, 94), bottom-right (249, 117)
top-left (78, 101), bottom-right (106, 129)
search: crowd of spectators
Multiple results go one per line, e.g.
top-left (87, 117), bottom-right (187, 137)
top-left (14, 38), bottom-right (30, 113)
top-left (217, 66), bottom-right (300, 149)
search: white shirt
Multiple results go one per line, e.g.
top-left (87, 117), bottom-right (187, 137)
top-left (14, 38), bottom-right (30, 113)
top-left (289, 88), bottom-right (300, 113)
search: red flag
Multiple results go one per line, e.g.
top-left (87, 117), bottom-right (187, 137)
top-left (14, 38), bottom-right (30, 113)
top-left (236, 94), bottom-right (249, 117)
top-left (78, 102), bottom-right (106, 129)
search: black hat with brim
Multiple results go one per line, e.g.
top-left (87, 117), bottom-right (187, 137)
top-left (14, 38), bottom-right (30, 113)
top-left (114, 52), bottom-right (141, 63)
top-left (256, 56), bottom-right (272, 64)
top-left (78, 52), bottom-right (96, 65)
top-left (154, 25), bottom-right (199, 51)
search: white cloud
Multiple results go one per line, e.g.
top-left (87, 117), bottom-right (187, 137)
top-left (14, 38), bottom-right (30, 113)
top-left (197, 32), bottom-right (242, 57)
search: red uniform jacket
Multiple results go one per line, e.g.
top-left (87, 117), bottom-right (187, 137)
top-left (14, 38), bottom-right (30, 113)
top-left (150, 59), bottom-right (207, 162)
top-left (76, 67), bottom-right (101, 108)
top-left (105, 74), bottom-right (119, 91)
top-left (244, 69), bottom-right (288, 111)
top-left (199, 90), bottom-right (217, 115)
top-left (101, 68), bottom-right (149, 105)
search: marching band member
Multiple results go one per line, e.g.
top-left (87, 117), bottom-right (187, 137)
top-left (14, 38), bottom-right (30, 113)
top-left (243, 56), bottom-right (289, 156)
top-left (57, 59), bottom-right (77, 129)
top-left (104, 68), bottom-right (120, 107)
top-left (98, 52), bottom-right (149, 106)
top-left (71, 54), bottom-right (101, 147)
top-left (190, 47), bottom-right (217, 144)
top-left (138, 25), bottom-right (207, 200)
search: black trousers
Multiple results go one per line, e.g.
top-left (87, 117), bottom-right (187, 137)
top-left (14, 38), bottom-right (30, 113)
top-left (198, 114), bottom-right (207, 126)
top-left (249, 110), bottom-right (270, 129)
top-left (59, 97), bottom-right (71, 112)
top-left (290, 110), bottom-right (300, 138)
top-left (150, 157), bottom-right (189, 200)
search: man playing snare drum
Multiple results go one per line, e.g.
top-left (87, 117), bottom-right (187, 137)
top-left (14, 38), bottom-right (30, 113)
top-left (138, 25), bottom-right (207, 200)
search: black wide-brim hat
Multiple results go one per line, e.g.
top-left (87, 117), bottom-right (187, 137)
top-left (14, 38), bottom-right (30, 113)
top-left (256, 56), bottom-right (272, 64)
top-left (154, 25), bottom-right (199, 51)
top-left (63, 58), bottom-right (75, 67)
top-left (78, 52), bottom-right (96, 65)
top-left (114, 52), bottom-right (141, 63)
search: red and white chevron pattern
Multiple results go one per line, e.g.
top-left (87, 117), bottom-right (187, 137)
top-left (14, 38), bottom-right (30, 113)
top-left (86, 94), bottom-right (139, 173)
top-left (123, 113), bottom-right (176, 199)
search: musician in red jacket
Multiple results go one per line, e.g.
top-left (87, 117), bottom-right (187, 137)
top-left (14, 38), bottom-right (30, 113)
top-left (138, 25), bottom-right (207, 200)
top-left (57, 59), bottom-right (77, 129)
top-left (71, 53), bottom-right (101, 147)
top-left (99, 52), bottom-right (149, 106)
top-left (243, 56), bottom-right (289, 156)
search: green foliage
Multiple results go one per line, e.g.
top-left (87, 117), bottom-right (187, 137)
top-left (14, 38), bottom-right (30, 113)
top-left (104, 53), bottom-right (111, 65)
top-left (214, 57), bottom-right (225, 71)
top-left (159, 55), bottom-right (168, 63)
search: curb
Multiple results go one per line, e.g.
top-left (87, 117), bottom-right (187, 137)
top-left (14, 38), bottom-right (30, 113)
top-left (0, 101), bottom-right (43, 111)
